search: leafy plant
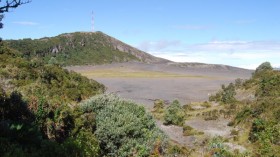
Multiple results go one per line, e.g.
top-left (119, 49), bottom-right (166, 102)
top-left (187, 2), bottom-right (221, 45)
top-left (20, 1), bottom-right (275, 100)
top-left (255, 62), bottom-right (273, 74)
top-left (81, 94), bottom-right (167, 157)
top-left (163, 100), bottom-right (185, 126)
top-left (182, 125), bottom-right (204, 136)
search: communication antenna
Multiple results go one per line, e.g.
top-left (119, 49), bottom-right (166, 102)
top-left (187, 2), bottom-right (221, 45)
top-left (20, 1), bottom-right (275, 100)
top-left (91, 11), bottom-right (95, 32)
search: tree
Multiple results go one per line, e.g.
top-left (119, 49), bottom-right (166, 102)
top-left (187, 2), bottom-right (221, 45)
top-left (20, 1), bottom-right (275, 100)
top-left (163, 100), bottom-right (185, 126)
top-left (255, 62), bottom-right (273, 74)
top-left (0, 0), bottom-right (31, 29)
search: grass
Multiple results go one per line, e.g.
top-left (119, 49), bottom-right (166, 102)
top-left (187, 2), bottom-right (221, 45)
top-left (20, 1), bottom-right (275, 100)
top-left (184, 102), bottom-right (224, 118)
top-left (183, 124), bottom-right (204, 136)
top-left (79, 68), bottom-right (215, 78)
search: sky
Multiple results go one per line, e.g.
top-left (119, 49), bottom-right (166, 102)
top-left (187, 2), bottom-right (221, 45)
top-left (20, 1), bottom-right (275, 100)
top-left (1, 0), bottom-right (280, 69)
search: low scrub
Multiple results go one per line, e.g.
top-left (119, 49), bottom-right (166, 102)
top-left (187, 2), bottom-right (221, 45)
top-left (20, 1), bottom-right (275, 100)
top-left (208, 62), bottom-right (280, 156)
top-left (151, 99), bottom-right (165, 120)
top-left (81, 94), bottom-right (168, 157)
top-left (182, 125), bottom-right (204, 136)
top-left (163, 100), bottom-right (185, 126)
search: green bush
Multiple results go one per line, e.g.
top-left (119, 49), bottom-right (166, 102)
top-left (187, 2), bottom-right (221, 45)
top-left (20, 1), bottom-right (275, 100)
top-left (201, 101), bottom-right (211, 108)
top-left (0, 87), bottom-right (100, 157)
top-left (234, 78), bottom-right (244, 88)
top-left (163, 100), bottom-right (185, 126)
top-left (81, 94), bottom-right (167, 157)
top-left (208, 62), bottom-right (280, 156)
top-left (167, 144), bottom-right (192, 156)
top-left (221, 83), bottom-right (236, 104)
top-left (153, 99), bottom-right (165, 113)
top-left (256, 71), bottom-right (280, 97)
top-left (209, 83), bottom-right (236, 104)
top-left (151, 99), bottom-right (165, 120)
top-left (255, 62), bottom-right (273, 74)
top-left (0, 43), bottom-right (102, 156)
top-left (209, 91), bottom-right (222, 102)
top-left (206, 137), bottom-right (244, 157)
top-left (182, 125), bottom-right (204, 136)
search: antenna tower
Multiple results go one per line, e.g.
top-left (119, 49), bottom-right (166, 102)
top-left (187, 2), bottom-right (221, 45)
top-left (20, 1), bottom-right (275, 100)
top-left (91, 11), bottom-right (94, 32)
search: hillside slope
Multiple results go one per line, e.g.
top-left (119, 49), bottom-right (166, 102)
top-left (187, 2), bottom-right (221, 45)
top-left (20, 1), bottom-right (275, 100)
top-left (0, 40), bottom-right (168, 156)
top-left (6, 31), bottom-right (167, 65)
top-left (208, 62), bottom-right (280, 156)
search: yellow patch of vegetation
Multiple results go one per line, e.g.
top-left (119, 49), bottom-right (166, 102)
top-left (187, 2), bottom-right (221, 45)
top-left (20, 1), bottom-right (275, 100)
top-left (80, 68), bottom-right (213, 78)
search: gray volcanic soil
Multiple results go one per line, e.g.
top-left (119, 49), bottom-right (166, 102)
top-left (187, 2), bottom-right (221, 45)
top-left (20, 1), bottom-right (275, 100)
top-left (68, 62), bottom-right (252, 110)
top-left (95, 77), bottom-right (229, 109)
top-left (68, 62), bottom-right (252, 147)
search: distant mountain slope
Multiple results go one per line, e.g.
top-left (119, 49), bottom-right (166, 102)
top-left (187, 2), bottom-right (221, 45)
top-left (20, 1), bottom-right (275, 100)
top-left (6, 31), bottom-right (167, 65)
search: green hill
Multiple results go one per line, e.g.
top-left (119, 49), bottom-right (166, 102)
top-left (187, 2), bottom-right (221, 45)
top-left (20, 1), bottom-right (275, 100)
top-left (6, 31), bottom-right (166, 65)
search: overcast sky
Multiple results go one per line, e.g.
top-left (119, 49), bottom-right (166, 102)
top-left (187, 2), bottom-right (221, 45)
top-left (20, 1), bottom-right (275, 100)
top-left (1, 0), bottom-right (280, 69)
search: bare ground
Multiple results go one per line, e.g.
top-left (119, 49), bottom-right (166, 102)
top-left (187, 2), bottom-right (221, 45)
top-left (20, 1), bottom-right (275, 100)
top-left (66, 62), bottom-right (252, 149)
top-left (67, 62), bottom-right (251, 110)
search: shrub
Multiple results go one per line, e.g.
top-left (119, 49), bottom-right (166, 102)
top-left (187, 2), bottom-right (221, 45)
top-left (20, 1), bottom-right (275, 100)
top-left (163, 100), bottom-right (185, 126)
top-left (207, 137), bottom-right (235, 157)
top-left (167, 144), bottom-right (193, 156)
top-left (230, 129), bottom-right (239, 136)
top-left (234, 78), bottom-right (244, 88)
top-left (209, 83), bottom-right (236, 104)
top-left (255, 62), bottom-right (273, 74)
top-left (183, 104), bottom-right (194, 112)
top-left (221, 83), bottom-right (236, 104)
top-left (62, 130), bottom-right (100, 156)
top-left (153, 99), bottom-right (165, 113)
top-left (248, 119), bottom-right (280, 156)
top-left (81, 94), bottom-right (167, 157)
top-left (152, 99), bottom-right (165, 120)
top-left (209, 91), bottom-right (222, 102)
top-left (201, 101), bottom-right (211, 108)
top-left (234, 107), bottom-right (252, 124)
top-left (182, 125), bottom-right (204, 136)
top-left (256, 71), bottom-right (280, 97)
top-left (203, 110), bottom-right (219, 121)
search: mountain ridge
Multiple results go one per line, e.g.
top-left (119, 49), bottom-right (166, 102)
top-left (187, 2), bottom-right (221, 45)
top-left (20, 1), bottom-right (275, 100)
top-left (6, 31), bottom-right (251, 71)
top-left (6, 31), bottom-right (168, 65)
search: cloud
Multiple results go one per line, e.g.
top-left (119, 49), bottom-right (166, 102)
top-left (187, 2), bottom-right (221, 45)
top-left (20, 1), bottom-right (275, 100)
top-left (137, 40), bottom-right (181, 52)
top-left (13, 21), bottom-right (39, 26)
top-left (172, 25), bottom-right (210, 30)
top-left (150, 51), bottom-right (210, 63)
top-left (142, 40), bottom-right (280, 69)
top-left (189, 41), bottom-right (280, 54)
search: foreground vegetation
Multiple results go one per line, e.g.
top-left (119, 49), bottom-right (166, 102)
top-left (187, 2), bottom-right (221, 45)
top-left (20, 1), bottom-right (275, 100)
top-left (1, 31), bottom-right (280, 156)
top-left (0, 42), bottom-right (170, 156)
top-left (209, 62), bottom-right (280, 156)
top-left (81, 94), bottom-right (168, 156)
top-left (150, 62), bottom-right (280, 156)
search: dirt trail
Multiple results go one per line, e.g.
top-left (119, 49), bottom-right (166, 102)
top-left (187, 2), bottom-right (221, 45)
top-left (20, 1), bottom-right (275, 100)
top-left (156, 121), bottom-right (196, 147)
top-left (185, 118), bottom-right (232, 137)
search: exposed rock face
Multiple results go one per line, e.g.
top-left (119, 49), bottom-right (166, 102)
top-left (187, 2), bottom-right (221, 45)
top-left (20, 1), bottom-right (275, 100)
top-left (97, 32), bottom-right (168, 63)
